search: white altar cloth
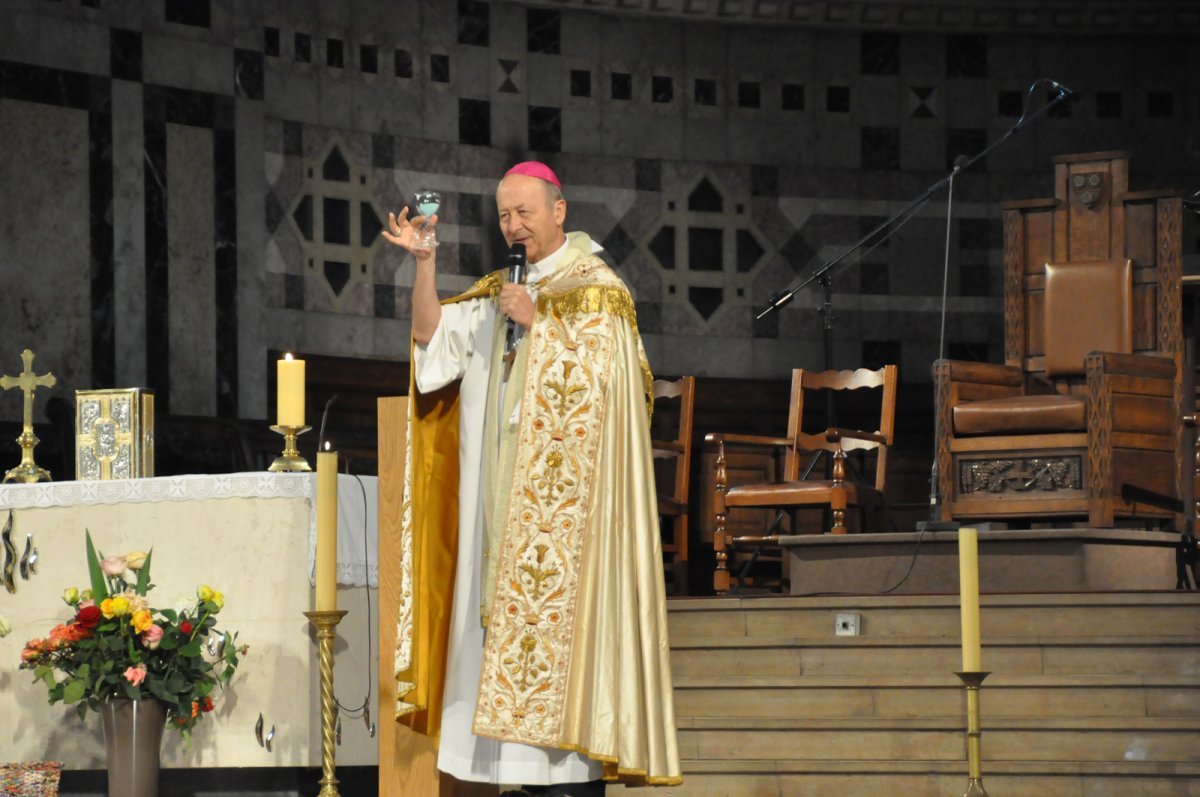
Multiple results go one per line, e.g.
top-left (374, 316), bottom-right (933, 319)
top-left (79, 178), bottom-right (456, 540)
top-left (0, 472), bottom-right (379, 769)
top-left (0, 471), bottom-right (380, 588)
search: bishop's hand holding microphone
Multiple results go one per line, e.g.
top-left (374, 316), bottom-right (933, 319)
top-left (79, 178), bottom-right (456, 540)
top-left (499, 243), bottom-right (532, 381)
top-left (504, 242), bottom-right (527, 356)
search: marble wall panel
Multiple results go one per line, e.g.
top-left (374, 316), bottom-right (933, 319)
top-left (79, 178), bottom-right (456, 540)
top-left (166, 122), bottom-right (219, 417)
top-left (1, 7), bottom-right (110, 76)
top-left (265, 66), bottom-right (322, 126)
top-left (143, 33), bottom-right (234, 96)
top-left (561, 101), bottom-right (604, 155)
top-left (0, 99), bottom-right (92, 422)
top-left (525, 51), bottom-right (562, 108)
top-left (2, 0), bottom-right (1198, 434)
top-left (660, 334), bottom-right (756, 379)
top-left (112, 81), bottom-right (148, 389)
top-left (236, 97), bottom-right (269, 419)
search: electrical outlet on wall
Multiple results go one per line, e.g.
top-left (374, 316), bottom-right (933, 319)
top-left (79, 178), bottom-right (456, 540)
top-left (835, 612), bottom-right (861, 636)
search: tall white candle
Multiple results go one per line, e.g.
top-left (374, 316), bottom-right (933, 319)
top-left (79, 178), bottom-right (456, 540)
top-left (958, 527), bottom-right (982, 672)
top-left (315, 447), bottom-right (338, 611)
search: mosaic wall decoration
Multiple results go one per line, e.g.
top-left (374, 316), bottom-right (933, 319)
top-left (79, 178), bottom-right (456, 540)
top-left (0, 0), bottom-right (1197, 422)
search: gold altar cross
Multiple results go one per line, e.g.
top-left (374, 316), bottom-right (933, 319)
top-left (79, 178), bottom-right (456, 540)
top-left (1, 349), bottom-right (57, 428)
top-left (1, 348), bottom-right (56, 483)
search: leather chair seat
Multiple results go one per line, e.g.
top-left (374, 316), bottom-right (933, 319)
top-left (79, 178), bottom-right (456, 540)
top-left (726, 480), bottom-right (866, 507)
top-left (953, 394), bottom-right (1086, 436)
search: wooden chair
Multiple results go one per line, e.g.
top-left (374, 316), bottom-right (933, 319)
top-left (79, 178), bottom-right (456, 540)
top-left (709, 365), bottom-right (898, 595)
top-left (932, 151), bottom-right (1186, 529)
top-left (652, 376), bottom-right (695, 596)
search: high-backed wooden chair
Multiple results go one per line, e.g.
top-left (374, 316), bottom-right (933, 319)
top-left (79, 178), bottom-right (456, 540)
top-left (709, 365), bottom-right (898, 594)
top-left (933, 151), bottom-right (1186, 529)
top-left (652, 376), bottom-right (695, 596)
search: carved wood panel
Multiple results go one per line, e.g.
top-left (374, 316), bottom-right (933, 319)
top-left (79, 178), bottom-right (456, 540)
top-left (958, 456), bottom-right (1083, 496)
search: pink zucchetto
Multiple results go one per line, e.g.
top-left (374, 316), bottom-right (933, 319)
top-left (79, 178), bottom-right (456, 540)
top-left (504, 160), bottom-right (562, 190)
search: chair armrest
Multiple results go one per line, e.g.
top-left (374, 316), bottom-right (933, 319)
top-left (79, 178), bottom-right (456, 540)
top-left (932, 358), bottom-right (1023, 386)
top-left (825, 427), bottom-right (888, 445)
top-left (651, 440), bottom-right (686, 453)
top-left (1086, 352), bottom-right (1176, 380)
top-left (704, 432), bottom-right (793, 448)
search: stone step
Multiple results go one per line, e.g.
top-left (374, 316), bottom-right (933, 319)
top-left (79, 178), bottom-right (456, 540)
top-left (673, 674), bottom-right (1200, 720)
top-left (673, 716), bottom-right (1200, 764)
top-left (669, 634), bottom-right (1200, 678)
top-left (667, 592), bottom-right (1200, 640)
top-left (655, 759), bottom-right (1200, 797)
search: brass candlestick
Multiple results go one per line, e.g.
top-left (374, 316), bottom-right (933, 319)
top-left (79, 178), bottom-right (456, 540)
top-left (1, 349), bottom-right (56, 483)
top-left (268, 424), bottom-right (312, 472)
top-left (305, 609), bottom-right (347, 797)
top-left (955, 671), bottom-right (991, 797)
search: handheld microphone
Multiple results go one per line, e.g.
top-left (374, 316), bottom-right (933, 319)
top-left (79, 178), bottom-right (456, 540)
top-left (505, 243), bottom-right (527, 355)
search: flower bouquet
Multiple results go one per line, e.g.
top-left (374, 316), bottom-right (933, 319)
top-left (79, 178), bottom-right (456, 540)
top-left (18, 531), bottom-right (245, 735)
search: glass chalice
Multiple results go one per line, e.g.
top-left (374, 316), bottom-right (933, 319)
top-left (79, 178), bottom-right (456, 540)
top-left (412, 189), bottom-right (442, 249)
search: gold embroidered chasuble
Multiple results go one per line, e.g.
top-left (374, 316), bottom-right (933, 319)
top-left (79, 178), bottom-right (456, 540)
top-left (393, 235), bottom-right (681, 785)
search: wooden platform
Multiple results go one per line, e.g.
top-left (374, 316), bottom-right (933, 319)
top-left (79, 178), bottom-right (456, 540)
top-left (777, 528), bottom-right (1183, 595)
top-left (663, 591), bottom-right (1200, 796)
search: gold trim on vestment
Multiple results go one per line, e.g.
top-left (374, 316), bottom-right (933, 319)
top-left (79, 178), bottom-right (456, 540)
top-left (471, 299), bottom-right (615, 745)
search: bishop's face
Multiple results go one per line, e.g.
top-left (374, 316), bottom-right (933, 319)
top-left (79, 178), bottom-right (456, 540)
top-left (496, 174), bottom-right (566, 264)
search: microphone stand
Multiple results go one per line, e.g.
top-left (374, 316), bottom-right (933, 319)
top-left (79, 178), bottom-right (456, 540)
top-left (753, 78), bottom-right (1076, 534)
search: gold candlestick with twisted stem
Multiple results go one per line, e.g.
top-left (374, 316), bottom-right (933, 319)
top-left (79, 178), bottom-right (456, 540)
top-left (955, 671), bottom-right (991, 796)
top-left (305, 609), bottom-right (347, 797)
top-left (268, 425), bottom-right (312, 472)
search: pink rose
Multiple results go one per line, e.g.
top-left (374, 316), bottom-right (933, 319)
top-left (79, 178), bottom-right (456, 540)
top-left (141, 625), bottom-right (163, 650)
top-left (78, 599), bottom-right (95, 610)
top-left (123, 664), bottom-right (147, 686)
top-left (101, 555), bottom-right (127, 577)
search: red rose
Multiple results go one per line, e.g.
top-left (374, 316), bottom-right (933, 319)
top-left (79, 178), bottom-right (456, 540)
top-left (180, 621), bottom-right (192, 634)
top-left (76, 605), bottom-right (102, 629)
top-left (201, 696), bottom-right (214, 712)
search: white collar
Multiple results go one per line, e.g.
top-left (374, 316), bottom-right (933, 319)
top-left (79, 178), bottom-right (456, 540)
top-left (527, 237), bottom-right (570, 283)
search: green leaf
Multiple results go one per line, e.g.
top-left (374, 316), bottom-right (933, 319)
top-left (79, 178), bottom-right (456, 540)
top-left (76, 703), bottom-right (88, 721)
top-left (179, 640), bottom-right (202, 658)
top-left (135, 549), bottom-right (153, 595)
top-left (62, 679), bottom-right (86, 704)
top-left (77, 662), bottom-right (90, 680)
top-left (84, 530), bottom-right (109, 601)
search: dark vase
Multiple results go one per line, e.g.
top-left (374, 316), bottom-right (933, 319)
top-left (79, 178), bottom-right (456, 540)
top-left (98, 698), bottom-right (167, 797)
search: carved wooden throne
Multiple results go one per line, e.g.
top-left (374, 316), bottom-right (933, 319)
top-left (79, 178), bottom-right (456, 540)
top-left (933, 151), bottom-right (1186, 528)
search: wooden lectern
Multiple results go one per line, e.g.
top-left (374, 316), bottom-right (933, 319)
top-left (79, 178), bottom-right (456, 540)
top-left (377, 397), bottom-right (495, 797)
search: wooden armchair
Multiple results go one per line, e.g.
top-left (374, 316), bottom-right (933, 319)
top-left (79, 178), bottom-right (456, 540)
top-left (652, 376), bottom-right (696, 595)
top-left (933, 151), bottom-right (1186, 528)
top-left (709, 365), bottom-right (898, 594)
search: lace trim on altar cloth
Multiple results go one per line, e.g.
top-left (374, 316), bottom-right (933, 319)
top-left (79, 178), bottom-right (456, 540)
top-left (0, 472), bottom-right (314, 509)
top-left (0, 472), bottom-right (379, 590)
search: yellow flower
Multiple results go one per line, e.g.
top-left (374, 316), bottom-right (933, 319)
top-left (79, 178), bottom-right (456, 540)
top-left (125, 551), bottom-right (148, 570)
top-left (102, 595), bottom-right (130, 618)
top-left (131, 609), bottom-right (153, 633)
top-left (197, 585), bottom-right (224, 611)
top-left (80, 589), bottom-right (93, 601)
top-left (62, 587), bottom-right (80, 606)
top-left (123, 591), bottom-right (149, 616)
